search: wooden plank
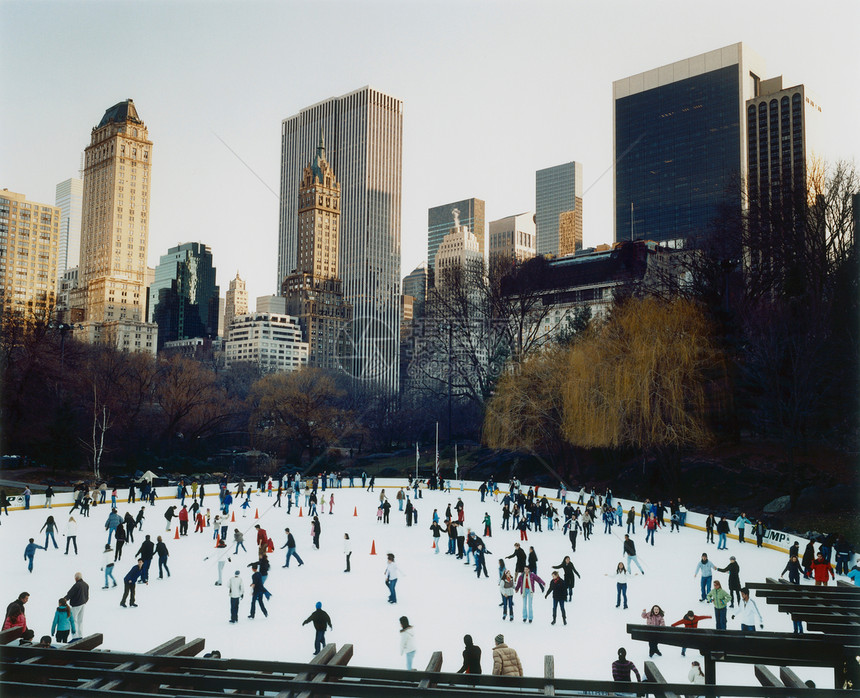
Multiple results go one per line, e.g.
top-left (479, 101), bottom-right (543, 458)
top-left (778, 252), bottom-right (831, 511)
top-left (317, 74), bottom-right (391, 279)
top-left (417, 650), bottom-right (443, 690)
top-left (754, 664), bottom-right (783, 687)
top-left (643, 660), bottom-right (679, 698)
top-left (98, 637), bottom-right (206, 692)
top-left (78, 636), bottom-right (186, 690)
top-left (277, 643), bottom-right (337, 698)
top-left (0, 627), bottom-right (23, 645)
top-left (295, 644), bottom-right (354, 698)
top-left (65, 634), bottom-right (104, 650)
top-left (543, 655), bottom-right (554, 696)
top-left (837, 580), bottom-right (854, 588)
top-left (779, 666), bottom-right (809, 689)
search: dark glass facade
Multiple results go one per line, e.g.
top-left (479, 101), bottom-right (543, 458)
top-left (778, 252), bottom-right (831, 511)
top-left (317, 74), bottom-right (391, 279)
top-left (427, 198), bottom-right (485, 272)
top-left (615, 65), bottom-right (742, 246)
top-left (148, 242), bottom-right (220, 349)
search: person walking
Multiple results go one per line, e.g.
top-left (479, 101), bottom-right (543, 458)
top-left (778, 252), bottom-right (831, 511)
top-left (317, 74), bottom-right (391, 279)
top-left (385, 553), bottom-right (400, 604)
top-left (23, 538), bottom-right (46, 573)
top-left (811, 552), bottom-right (835, 586)
top-left (457, 635), bottom-right (482, 674)
top-left (64, 572), bottom-right (89, 640)
top-left (248, 563), bottom-right (268, 619)
top-left (706, 580), bottom-right (731, 629)
top-left (733, 588), bottom-right (763, 630)
top-left (302, 602), bottom-right (332, 655)
top-left (641, 605), bottom-right (665, 657)
top-left (155, 536), bottom-right (170, 579)
top-left (113, 524), bottom-right (126, 562)
top-left (101, 544), bottom-right (117, 589)
top-left (544, 571), bottom-right (568, 625)
top-left (693, 553), bottom-right (716, 602)
top-left (491, 634), bottom-right (523, 676)
top-left (65, 517), bottom-right (78, 555)
top-left (227, 570), bottom-right (243, 623)
top-left (280, 528), bottom-right (305, 568)
top-left (120, 559), bottom-right (144, 607)
top-left (716, 517), bottom-right (730, 550)
top-left (623, 535), bottom-right (645, 575)
top-left (40, 515), bottom-right (59, 550)
top-left (233, 529), bottom-right (246, 555)
top-left (135, 535), bottom-right (155, 583)
top-left (717, 556), bottom-right (742, 607)
top-left (343, 533), bottom-right (352, 572)
top-left (671, 610), bottom-right (712, 656)
top-left (499, 570), bottom-right (515, 622)
top-left (515, 566), bottom-right (545, 623)
top-left (51, 597), bottom-right (76, 644)
top-left (399, 616), bottom-right (417, 670)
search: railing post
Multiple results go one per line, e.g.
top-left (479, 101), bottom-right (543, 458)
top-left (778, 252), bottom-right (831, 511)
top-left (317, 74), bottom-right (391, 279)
top-left (543, 654), bottom-right (555, 696)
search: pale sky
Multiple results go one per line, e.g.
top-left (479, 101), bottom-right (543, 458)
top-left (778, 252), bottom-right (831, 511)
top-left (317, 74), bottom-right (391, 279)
top-left (2, 0), bottom-right (858, 305)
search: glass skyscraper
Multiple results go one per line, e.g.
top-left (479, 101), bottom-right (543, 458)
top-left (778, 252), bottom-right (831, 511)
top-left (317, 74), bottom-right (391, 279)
top-left (55, 177), bottom-right (82, 275)
top-left (279, 87), bottom-right (403, 392)
top-left (148, 242), bottom-right (219, 348)
top-left (535, 162), bottom-right (582, 257)
top-left (427, 198), bottom-right (485, 273)
top-left (613, 43), bottom-right (766, 247)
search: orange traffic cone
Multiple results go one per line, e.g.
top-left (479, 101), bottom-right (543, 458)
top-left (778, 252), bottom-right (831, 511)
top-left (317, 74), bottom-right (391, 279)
top-left (432, 539), bottom-right (436, 549)
top-left (254, 509), bottom-right (259, 519)
top-left (174, 526), bottom-right (180, 540)
top-left (298, 507), bottom-right (303, 517)
top-left (215, 535), bottom-right (221, 548)
top-left (370, 540), bottom-right (377, 555)
top-left (353, 506), bottom-right (358, 517)
top-left (231, 511), bottom-right (235, 522)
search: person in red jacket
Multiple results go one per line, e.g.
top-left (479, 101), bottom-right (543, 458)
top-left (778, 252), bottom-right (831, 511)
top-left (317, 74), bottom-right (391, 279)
top-left (255, 525), bottom-right (268, 555)
top-left (811, 552), bottom-right (835, 586)
top-left (671, 610), bottom-right (712, 656)
top-left (178, 506), bottom-right (189, 536)
top-left (194, 511), bottom-right (205, 533)
top-left (3, 593), bottom-right (29, 632)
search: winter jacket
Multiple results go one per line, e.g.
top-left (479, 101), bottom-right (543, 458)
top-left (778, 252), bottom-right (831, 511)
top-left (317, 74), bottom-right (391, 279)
top-left (499, 575), bottom-right (515, 597)
top-left (623, 539), bottom-right (637, 557)
top-left (611, 659), bottom-right (641, 682)
top-left (706, 586), bottom-right (731, 609)
top-left (811, 559), bottom-right (835, 583)
top-left (51, 606), bottom-right (76, 635)
top-left (124, 565), bottom-right (143, 584)
top-left (551, 560), bottom-right (581, 587)
top-left (228, 575), bottom-right (244, 598)
top-left (3, 600), bottom-right (27, 631)
top-left (694, 560), bottom-right (716, 578)
top-left (716, 520), bottom-right (729, 535)
top-left (136, 539), bottom-right (155, 560)
top-left (302, 608), bottom-right (332, 631)
top-left (545, 577), bottom-right (567, 601)
top-left (641, 610), bottom-right (665, 627)
top-left (736, 598), bottom-right (763, 626)
top-left (671, 614), bottom-right (711, 628)
top-left (458, 641), bottom-right (482, 674)
top-left (105, 512), bottom-right (122, 530)
top-left (399, 626), bottom-right (416, 654)
top-left (613, 569), bottom-right (633, 585)
top-left (155, 541), bottom-right (169, 558)
top-left (717, 561), bottom-right (741, 591)
top-left (735, 516), bottom-right (751, 530)
top-left (514, 571), bottom-right (545, 594)
top-left (492, 643), bottom-right (523, 676)
top-left (65, 579), bottom-right (89, 607)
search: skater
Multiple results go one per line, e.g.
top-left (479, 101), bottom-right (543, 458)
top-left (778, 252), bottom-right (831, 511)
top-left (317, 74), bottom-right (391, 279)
top-left (717, 556), bottom-right (742, 607)
top-left (101, 544), bottom-right (117, 588)
top-left (312, 516), bottom-right (321, 549)
top-left (527, 546), bottom-right (538, 577)
top-left (780, 555), bottom-right (803, 585)
top-left (671, 610), bottom-right (712, 656)
top-left (568, 517), bottom-right (581, 552)
top-left (544, 571), bottom-right (567, 625)
top-left (754, 520), bottom-right (767, 548)
top-left (732, 588), bottom-right (763, 630)
top-left (641, 605), bottom-right (665, 656)
top-left (515, 566), bottom-right (545, 623)
top-left (706, 580), bottom-right (731, 629)
top-left (164, 505), bottom-right (177, 532)
top-left (385, 553), bottom-right (400, 603)
top-left (135, 535), bottom-right (155, 583)
top-left (248, 563), bottom-right (268, 619)
top-left (644, 514), bottom-right (658, 546)
top-left (114, 524), bottom-right (126, 562)
top-left (399, 616), bottom-right (417, 670)
top-left (124, 510), bottom-right (136, 543)
top-left (716, 516), bottom-right (730, 550)
top-left (120, 559), bottom-right (144, 607)
top-left (611, 647), bottom-right (641, 684)
top-left (233, 529), bottom-right (246, 554)
top-left (23, 538), bottom-right (46, 573)
top-left (65, 517), bottom-right (78, 555)
top-left (734, 513), bottom-right (751, 544)
top-left (45, 485), bottom-right (54, 508)
top-left (51, 597), bottom-right (76, 643)
top-left (156, 536), bottom-right (170, 579)
top-left (705, 513), bottom-right (716, 544)
top-left (40, 515), bottom-right (59, 550)
top-left (64, 572), bottom-right (89, 640)
top-left (609, 562), bottom-right (633, 609)
top-left (302, 602), bottom-right (332, 655)
top-left (343, 533), bottom-right (351, 572)
top-left (178, 506), bottom-right (189, 536)
top-left (623, 534), bottom-right (645, 574)
top-left (694, 553), bottom-right (716, 601)
top-left (551, 556), bottom-right (581, 601)
top-left (500, 570), bottom-right (515, 621)
top-left (505, 543), bottom-right (527, 576)
top-left (491, 634), bottom-right (522, 676)
top-left (626, 507), bottom-right (636, 534)
top-left (483, 512), bottom-right (492, 538)
top-left (227, 570), bottom-right (243, 623)
top-left (457, 634), bottom-right (482, 674)
top-left (280, 528), bottom-right (304, 567)
top-left (811, 552), bottom-right (835, 586)
top-left (105, 509), bottom-right (122, 544)
top-left (429, 520), bottom-right (442, 554)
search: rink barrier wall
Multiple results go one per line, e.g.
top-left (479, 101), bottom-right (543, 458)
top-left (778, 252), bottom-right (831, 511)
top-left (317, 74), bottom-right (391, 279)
top-left (1, 477), bottom-right (836, 559)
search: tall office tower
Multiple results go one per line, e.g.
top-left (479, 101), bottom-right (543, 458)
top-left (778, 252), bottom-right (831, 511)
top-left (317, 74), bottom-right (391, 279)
top-left (148, 242), bottom-right (220, 349)
top-left (489, 212), bottom-right (537, 265)
top-left (55, 177), bottom-right (83, 275)
top-left (614, 43), bottom-right (766, 247)
top-left (223, 272), bottom-right (248, 333)
top-left (536, 162), bottom-right (583, 257)
top-left (428, 198), bottom-right (485, 273)
top-left (434, 209), bottom-right (484, 289)
top-left (279, 87), bottom-right (402, 390)
top-left (282, 136), bottom-right (351, 371)
top-left (402, 262), bottom-right (428, 317)
top-left (0, 189), bottom-right (60, 320)
top-left (79, 99), bottom-right (153, 327)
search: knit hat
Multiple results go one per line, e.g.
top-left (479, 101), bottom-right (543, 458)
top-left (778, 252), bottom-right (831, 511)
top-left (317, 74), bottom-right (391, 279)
top-left (495, 633), bottom-right (504, 644)
top-left (316, 602), bottom-right (322, 609)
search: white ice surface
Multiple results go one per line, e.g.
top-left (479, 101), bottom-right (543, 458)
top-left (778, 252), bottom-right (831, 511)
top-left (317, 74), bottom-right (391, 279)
top-left (0, 481), bottom-right (834, 688)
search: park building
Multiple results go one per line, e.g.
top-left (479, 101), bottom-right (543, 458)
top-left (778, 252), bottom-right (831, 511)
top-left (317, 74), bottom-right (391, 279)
top-left (224, 312), bottom-right (308, 372)
top-left (0, 189), bottom-right (61, 323)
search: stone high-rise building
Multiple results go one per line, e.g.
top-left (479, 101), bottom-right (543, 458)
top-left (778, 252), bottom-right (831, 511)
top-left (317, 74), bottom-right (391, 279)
top-left (223, 272), bottom-right (248, 335)
top-left (488, 212), bottom-right (536, 265)
top-left (428, 198), bottom-right (485, 273)
top-left (282, 134), bottom-right (351, 371)
top-left (279, 87), bottom-right (402, 391)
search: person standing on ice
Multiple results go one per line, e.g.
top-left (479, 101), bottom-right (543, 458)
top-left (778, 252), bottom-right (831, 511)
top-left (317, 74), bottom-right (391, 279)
top-left (302, 601), bottom-right (332, 655)
top-left (385, 553), bottom-right (400, 603)
top-left (705, 513), bottom-right (716, 544)
top-left (506, 543), bottom-right (527, 576)
top-left (311, 515), bottom-right (322, 549)
top-left (399, 616), bottom-right (417, 669)
top-left (641, 605), bottom-right (665, 656)
top-left (734, 513), bottom-right (751, 544)
top-left (500, 570), bottom-right (515, 621)
top-left (40, 515), bottom-right (59, 550)
top-left (457, 634), bottom-right (482, 674)
top-left (551, 555), bottom-right (580, 602)
top-left (248, 563), bottom-right (268, 619)
top-left (65, 517), bottom-right (78, 555)
top-left (101, 544), bottom-right (117, 588)
top-left (113, 522), bottom-right (126, 561)
top-left (281, 528), bottom-right (304, 567)
top-left (343, 533), bottom-right (351, 572)
top-left (23, 538), bottom-right (46, 573)
top-left (63, 572), bottom-right (89, 640)
top-left (717, 556), bottom-right (742, 607)
top-left (670, 610), bottom-right (712, 656)
top-left (120, 559), bottom-right (144, 607)
top-left (544, 571), bottom-right (568, 625)
top-left (515, 565), bottom-right (545, 623)
top-left (136, 535), bottom-right (155, 583)
top-left (693, 553), bottom-right (716, 602)
top-left (227, 569), bottom-right (243, 623)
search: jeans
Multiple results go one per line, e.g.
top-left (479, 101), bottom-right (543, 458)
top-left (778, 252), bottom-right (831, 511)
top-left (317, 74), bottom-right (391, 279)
top-left (314, 629), bottom-right (326, 654)
top-left (433, 538), bottom-right (440, 554)
top-left (645, 528), bottom-right (655, 545)
top-left (627, 522), bottom-right (635, 534)
top-left (104, 564), bottom-right (116, 587)
top-left (141, 558), bottom-right (152, 583)
top-left (741, 624), bottom-right (756, 632)
top-left (715, 607), bottom-right (727, 629)
top-left (284, 547), bottom-right (304, 566)
top-left (230, 597), bottom-right (239, 622)
top-left (502, 596), bottom-right (513, 616)
top-left (406, 650), bottom-right (416, 670)
top-left (616, 582), bottom-right (628, 608)
top-left (45, 531), bottom-right (58, 549)
top-left (66, 536), bottom-right (78, 554)
top-left (522, 589), bottom-right (534, 620)
top-left (627, 555), bottom-right (644, 574)
top-left (738, 529), bottom-right (745, 544)
top-left (250, 592), bottom-right (267, 618)
top-left (718, 533), bottom-right (727, 549)
top-left (235, 541), bottom-right (246, 554)
top-left (386, 578), bottom-right (398, 603)
top-left (700, 576), bottom-right (712, 600)
top-left (158, 555), bottom-right (170, 578)
top-left (26, 554), bottom-right (35, 572)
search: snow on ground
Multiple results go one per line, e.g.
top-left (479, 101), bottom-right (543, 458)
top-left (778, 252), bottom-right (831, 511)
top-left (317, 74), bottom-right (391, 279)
top-left (0, 481), bottom-right (834, 688)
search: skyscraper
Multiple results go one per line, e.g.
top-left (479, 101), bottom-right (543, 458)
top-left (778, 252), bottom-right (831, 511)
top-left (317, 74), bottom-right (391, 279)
top-left (489, 212), bottom-right (536, 265)
top-left (279, 86), bottom-right (402, 391)
top-left (402, 262), bottom-right (428, 317)
top-left (434, 209), bottom-right (484, 290)
top-left (55, 177), bottom-right (83, 275)
top-left (428, 198), bottom-right (485, 273)
top-left (282, 134), bottom-right (351, 371)
top-left (0, 190), bottom-right (60, 320)
top-left (79, 99), bottom-right (153, 325)
top-left (223, 272), bottom-right (248, 335)
top-left (148, 242), bottom-right (219, 349)
top-left (613, 43), bottom-right (766, 246)
top-left (536, 162), bottom-right (583, 257)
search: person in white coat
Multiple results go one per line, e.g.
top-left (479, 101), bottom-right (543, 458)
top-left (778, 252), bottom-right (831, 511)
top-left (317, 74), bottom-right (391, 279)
top-left (227, 570), bottom-right (243, 623)
top-left (399, 616), bottom-right (416, 670)
top-left (732, 587), bottom-right (763, 631)
top-left (385, 553), bottom-right (400, 603)
top-left (343, 533), bottom-right (352, 573)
